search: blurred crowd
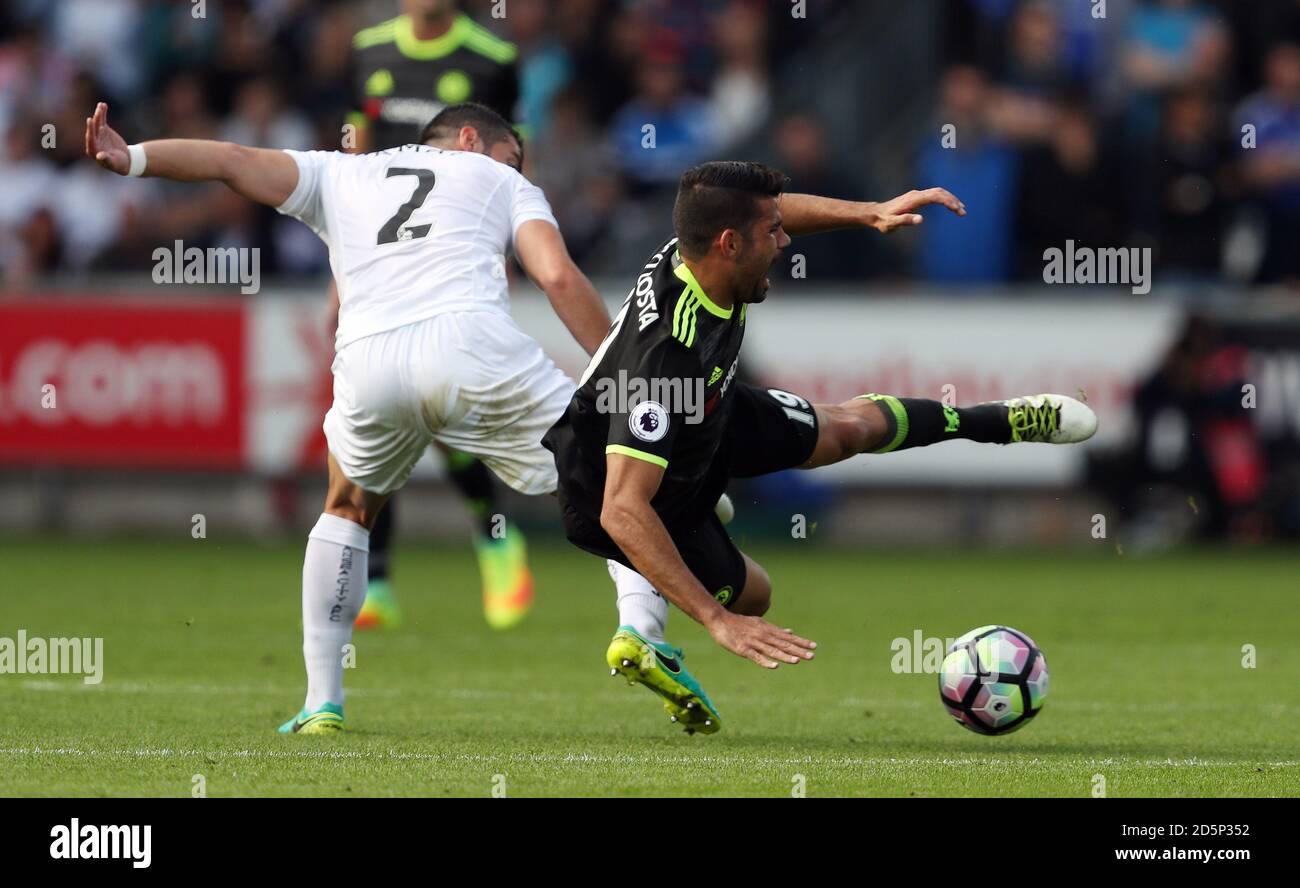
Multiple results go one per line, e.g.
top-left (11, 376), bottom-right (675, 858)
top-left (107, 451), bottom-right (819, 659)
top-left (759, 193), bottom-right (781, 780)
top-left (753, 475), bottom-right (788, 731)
top-left (3, 0), bottom-right (1300, 289)
top-left (0, 0), bottom-right (834, 284)
top-left (931, 0), bottom-right (1300, 287)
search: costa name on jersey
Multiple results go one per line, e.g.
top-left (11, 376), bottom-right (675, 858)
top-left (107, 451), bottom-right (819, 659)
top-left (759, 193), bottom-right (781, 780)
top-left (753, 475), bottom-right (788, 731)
top-left (275, 145), bottom-right (555, 349)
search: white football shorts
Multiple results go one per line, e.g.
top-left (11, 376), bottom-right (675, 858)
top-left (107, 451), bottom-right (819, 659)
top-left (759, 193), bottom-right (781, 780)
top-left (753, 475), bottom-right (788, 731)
top-left (323, 310), bottom-right (574, 496)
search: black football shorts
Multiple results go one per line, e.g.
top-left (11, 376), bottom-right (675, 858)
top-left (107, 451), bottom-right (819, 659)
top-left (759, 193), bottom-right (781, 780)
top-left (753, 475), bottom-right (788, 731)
top-left (560, 383), bottom-right (820, 611)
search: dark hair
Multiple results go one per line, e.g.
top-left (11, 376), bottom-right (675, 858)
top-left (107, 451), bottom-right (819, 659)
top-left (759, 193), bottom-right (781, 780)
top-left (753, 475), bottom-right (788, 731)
top-left (672, 161), bottom-right (789, 258)
top-left (419, 102), bottom-right (519, 152)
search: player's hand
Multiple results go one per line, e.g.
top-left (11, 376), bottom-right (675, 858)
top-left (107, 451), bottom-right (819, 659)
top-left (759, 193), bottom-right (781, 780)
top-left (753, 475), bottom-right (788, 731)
top-left (708, 612), bottom-right (816, 669)
top-left (85, 102), bottom-right (131, 175)
top-left (870, 187), bottom-right (966, 233)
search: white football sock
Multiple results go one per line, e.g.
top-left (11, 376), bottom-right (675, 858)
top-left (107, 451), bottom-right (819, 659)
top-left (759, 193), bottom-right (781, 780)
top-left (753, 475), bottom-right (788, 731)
top-left (302, 512), bottom-right (369, 711)
top-left (609, 560), bottom-right (667, 643)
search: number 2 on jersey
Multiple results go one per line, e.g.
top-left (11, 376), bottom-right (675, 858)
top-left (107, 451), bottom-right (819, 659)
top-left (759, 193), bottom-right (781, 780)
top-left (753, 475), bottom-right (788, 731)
top-left (377, 168), bottom-right (435, 244)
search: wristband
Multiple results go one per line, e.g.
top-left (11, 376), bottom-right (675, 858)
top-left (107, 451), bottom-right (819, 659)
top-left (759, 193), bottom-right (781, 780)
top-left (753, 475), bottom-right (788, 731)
top-left (126, 143), bottom-right (147, 177)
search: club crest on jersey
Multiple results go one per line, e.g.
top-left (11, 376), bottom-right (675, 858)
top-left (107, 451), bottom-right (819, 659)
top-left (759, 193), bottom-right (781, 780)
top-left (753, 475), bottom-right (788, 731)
top-left (629, 401), bottom-right (669, 443)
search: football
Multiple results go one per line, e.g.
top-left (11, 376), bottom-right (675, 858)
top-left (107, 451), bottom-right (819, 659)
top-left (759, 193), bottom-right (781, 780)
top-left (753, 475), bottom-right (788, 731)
top-left (939, 625), bottom-right (1048, 735)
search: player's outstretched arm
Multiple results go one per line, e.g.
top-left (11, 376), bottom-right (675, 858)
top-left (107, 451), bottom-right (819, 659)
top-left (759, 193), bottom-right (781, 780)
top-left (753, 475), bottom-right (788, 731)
top-left (514, 219), bottom-right (611, 356)
top-left (601, 454), bottom-right (816, 669)
top-left (85, 102), bottom-right (299, 208)
top-left (780, 188), bottom-right (966, 236)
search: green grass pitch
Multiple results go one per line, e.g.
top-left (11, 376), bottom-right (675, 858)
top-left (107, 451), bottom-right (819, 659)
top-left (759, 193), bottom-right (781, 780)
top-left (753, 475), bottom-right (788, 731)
top-left (1, 537), bottom-right (1296, 797)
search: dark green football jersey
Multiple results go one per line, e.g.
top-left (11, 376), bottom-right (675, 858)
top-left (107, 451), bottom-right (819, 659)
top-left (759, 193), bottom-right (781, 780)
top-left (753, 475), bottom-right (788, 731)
top-left (543, 235), bottom-right (748, 529)
top-left (350, 13), bottom-right (519, 150)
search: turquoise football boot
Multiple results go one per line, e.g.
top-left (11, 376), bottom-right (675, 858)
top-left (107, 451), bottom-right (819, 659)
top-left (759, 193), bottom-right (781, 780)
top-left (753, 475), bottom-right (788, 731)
top-left (277, 702), bottom-right (344, 735)
top-left (606, 626), bottom-right (722, 735)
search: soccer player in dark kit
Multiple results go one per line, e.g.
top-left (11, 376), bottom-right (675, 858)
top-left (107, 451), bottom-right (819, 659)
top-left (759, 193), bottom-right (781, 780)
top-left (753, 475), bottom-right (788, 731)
top-left (544, 162), bottom-right (1098, 734)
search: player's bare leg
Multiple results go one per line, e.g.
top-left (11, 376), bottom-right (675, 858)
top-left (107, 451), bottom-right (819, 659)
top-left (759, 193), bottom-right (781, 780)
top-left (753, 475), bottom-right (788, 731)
top-left (279, 455), bottom-right (389, 734)
top-left (321, 452), bottom-right (390, 530)
top-left (802, 393), bottom-right (1098, 469)
top-left (730, 553), bottom-right (771, 617)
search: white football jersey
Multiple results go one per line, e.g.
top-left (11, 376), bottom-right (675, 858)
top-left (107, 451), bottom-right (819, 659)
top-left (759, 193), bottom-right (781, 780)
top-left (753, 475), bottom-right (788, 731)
top-left (276, 145), bottom-right (557, 348)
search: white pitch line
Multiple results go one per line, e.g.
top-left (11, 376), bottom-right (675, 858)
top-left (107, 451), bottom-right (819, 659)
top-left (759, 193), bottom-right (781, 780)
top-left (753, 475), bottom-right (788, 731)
top-left (9, 682), bottom-right (1298, 717)
top-left (3, 680), bottom-right (581, 703)
top-left (0, 747), bottom-right (1294, 769)
top-left (837, 697), bottom-right (1300, 714)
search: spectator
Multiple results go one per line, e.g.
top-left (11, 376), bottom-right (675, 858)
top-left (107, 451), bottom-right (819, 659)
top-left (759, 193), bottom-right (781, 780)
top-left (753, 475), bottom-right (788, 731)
top-left (608, 34), bottom-right (714, 192)
top-left (986, 1), bottom-right (1066, 146)
top-left (771, 112), bottom-right (880, 280)
top-left (202, 0), bottom-right (278, 117)
top-left (916, 65), bottom-right (1018, 284)
top-left (0, 25), bottom-right (77, 130)
top-left (1235, 42), bottom-right (1300, 283)
top-left (220, 76), bottom-right (314, 150)
top-left (531, 86), bottom-right (621, 263)
top-left (136, 0), bottom-right (221, 98)
top-left (510, 0), bottom-right (574, 137)
top-left (1014, 101), bottom-right (1124, 282)
top-left (560, 0), bottom-right (638, 126)
top-left (0, 114), bottom-right (59, 283)
top-left (708, 0), bottom-right (770, 150)
top-left (1122, 0), bottom-right (1230, 144)
top-left (50, 0), bottom-right (145, 103)
top-left (294, 1), bottom-right (358, 145)
top-left (1151, 88), bottom-right (1230, 278)
top-left (1000, 0), bottom-right (1070, 96)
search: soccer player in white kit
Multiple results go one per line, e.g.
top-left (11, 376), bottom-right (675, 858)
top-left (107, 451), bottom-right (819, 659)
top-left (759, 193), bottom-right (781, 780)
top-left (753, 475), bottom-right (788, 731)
top-left (84, 100), bottom-right (615, 733)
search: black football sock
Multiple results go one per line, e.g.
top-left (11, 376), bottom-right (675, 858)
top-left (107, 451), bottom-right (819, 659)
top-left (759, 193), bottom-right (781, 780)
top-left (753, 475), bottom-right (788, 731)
top-left (444, 450), bottom-right (499, 538)
top-left (857, 394), bottom-right (1011, 452)
top-left (368, 498), bottom-right (394, 582)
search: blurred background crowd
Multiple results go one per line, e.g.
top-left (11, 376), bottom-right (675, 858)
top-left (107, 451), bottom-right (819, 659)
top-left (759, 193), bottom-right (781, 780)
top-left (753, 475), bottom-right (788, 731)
top-left (4, 0), bottom-right (1300, 289)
